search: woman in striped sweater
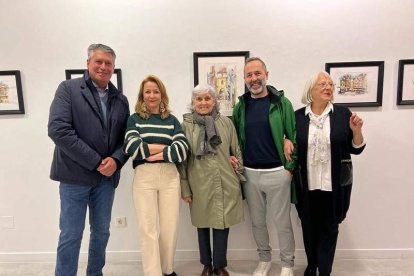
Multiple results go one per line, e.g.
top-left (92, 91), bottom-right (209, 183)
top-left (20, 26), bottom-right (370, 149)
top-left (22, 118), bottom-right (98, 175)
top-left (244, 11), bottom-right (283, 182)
top-left (123, 75), bottom-right (189, 276)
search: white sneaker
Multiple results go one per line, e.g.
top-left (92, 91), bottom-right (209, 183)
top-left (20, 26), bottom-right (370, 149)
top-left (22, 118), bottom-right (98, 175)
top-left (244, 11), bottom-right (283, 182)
top-left (253, 261), bottom-right (272, 276)
top-left (280, 266), bottom-right (294, 276)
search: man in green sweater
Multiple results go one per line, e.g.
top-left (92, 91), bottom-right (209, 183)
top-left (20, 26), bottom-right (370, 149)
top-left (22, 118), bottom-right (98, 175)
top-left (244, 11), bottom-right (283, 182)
top-left (232, 57), bottom-right (297, 276)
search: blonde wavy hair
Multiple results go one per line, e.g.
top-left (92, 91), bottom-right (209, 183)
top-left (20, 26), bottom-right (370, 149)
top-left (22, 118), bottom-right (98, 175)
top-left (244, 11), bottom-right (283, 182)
top-left (135, 74), bottom-right (171, 119)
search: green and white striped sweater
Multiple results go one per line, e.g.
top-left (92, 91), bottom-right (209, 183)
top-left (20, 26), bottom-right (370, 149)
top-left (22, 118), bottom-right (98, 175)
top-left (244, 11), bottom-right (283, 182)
top-left (123, 113), bottom-right (189, 168)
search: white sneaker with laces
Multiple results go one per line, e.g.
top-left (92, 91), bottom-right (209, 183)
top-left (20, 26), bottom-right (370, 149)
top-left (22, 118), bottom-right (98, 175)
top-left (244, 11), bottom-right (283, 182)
top-left (253, 261), bottom-right (272, 276)
top-left (280, 266), bottom-right (294, 276)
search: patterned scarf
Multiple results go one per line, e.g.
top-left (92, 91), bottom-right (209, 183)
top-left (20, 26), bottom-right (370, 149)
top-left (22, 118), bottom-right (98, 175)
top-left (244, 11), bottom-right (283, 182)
top-left (308, 112), bottom-right (329, 165)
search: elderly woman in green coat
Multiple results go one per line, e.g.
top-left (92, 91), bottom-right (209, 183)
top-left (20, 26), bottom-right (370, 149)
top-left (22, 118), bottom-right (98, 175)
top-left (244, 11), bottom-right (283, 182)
top-left (180, 84), bottom-right (245, 276)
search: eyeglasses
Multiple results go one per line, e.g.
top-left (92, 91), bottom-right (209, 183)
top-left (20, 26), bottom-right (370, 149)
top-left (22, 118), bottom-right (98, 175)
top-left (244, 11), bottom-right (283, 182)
top-left (317, 82), bottom-right (334, 89)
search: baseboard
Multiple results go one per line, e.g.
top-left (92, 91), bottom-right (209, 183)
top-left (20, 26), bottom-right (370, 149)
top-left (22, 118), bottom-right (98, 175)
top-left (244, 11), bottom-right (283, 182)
top-left (1, 249), bottom-right (413, 263)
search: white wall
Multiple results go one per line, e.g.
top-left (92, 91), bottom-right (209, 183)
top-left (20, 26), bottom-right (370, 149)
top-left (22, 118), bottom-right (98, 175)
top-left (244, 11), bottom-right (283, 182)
top-left (1, 0), bottom-right (414, 262)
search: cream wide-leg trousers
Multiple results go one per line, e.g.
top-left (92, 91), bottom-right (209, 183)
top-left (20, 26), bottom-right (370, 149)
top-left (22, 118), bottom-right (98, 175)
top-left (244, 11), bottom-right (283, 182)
top-left (132, 163), bottom-right (180, 276)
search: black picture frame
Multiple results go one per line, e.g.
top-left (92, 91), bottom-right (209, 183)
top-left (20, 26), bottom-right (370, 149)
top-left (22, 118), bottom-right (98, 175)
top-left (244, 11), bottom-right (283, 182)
top-left (193, 51), bottom-right (249, 116)
top-left (397, 59), bottom-right (414, 105)
top-left (325, 61), bottom-right (384, 107)
top-left (65, 69), bottom-right (123, 92)
top-left (0, 70), bottom-right (25, 115)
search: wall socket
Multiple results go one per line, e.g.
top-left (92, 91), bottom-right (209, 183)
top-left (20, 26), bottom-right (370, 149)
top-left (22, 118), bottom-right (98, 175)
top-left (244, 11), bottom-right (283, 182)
top-left (1, 216), bottom-right (15, 229)
top-left (115, 216), bottom-right (127, 228)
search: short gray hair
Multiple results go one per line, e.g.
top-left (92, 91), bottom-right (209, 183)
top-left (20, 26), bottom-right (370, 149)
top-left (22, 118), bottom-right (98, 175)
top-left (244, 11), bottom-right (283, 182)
top-left (189, 84), bottom-right (220, 112)
top-left (245, 57), bottom-right (267, 72)
top-left (87, 44), bottom-right (116, 61)
top-left (301, 71), bottom-right (333, 105)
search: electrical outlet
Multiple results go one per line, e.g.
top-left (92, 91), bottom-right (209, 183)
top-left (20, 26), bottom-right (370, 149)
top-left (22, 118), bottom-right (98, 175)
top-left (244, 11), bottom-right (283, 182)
top-left (115, 216), bottom-right (127, 228)
top-left (1, 216), bottom-right (15, 229)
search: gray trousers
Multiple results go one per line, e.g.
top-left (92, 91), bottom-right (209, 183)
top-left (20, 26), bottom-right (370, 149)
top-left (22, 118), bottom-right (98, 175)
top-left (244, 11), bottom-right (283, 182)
top-left (243, 167), bottom-right (295, 267)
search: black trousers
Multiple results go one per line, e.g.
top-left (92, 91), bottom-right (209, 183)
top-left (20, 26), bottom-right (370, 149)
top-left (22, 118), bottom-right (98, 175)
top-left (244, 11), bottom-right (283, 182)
top-left (300, 190), bottom-right (339, 276)
top-left (197, 227), bottom-right (229, 269)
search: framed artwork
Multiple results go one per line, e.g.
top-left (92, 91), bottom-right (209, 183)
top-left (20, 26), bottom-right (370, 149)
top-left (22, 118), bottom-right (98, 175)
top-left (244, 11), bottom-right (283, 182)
top-left (65, 69), bottom-right (123, 91)
top-left (325, 61), bottom-right (384, 107)
top-left (397, 59), bottom-right (414, 105)
top-left (193, 51), bottom-right (249, 116)
top-left (0, 70), bottom-right (25, 115)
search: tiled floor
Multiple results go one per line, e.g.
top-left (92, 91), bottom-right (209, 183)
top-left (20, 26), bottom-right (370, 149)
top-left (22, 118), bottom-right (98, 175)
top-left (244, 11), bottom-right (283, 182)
top-left (1, 258), bottom-right (414, 276)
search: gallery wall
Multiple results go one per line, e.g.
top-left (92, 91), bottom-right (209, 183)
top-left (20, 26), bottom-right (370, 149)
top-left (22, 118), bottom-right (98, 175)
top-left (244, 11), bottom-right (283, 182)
top-left (1, 0), bottom-right (413, 262)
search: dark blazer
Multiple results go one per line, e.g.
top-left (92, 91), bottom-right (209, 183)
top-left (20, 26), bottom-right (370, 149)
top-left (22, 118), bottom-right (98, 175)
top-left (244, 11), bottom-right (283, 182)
top-left (48, 72), bottom-right (129, 187)
top-left (294, 104), bottom-right (365, 223)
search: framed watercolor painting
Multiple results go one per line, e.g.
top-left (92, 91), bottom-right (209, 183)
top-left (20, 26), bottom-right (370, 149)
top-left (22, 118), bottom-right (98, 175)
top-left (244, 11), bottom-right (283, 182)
top-left (193, 51), bottom-right (249, 116)
top-left (65, 69), bottom-right (123, 92)
top-left (397, 59), bottom-right (414, 105)
top-left (0, 70), bottom-right (25, 115)
top-left (325, 61), bottom-right (384, 107)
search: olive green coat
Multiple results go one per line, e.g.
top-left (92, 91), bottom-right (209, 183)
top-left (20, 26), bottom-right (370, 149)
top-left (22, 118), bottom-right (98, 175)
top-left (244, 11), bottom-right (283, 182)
top-left (180, 113), bottom-right (245, 229)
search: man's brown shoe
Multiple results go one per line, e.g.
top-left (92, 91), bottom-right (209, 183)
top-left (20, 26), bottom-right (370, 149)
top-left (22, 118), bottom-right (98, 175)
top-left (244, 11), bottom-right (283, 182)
top-left (201, 264), bottom-right (213, 276)
top-left (214, 267), bottom-right (229, 276)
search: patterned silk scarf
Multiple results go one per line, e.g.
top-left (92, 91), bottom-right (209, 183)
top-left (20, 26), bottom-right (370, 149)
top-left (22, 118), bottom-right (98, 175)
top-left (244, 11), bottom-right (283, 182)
top-left (308, 112), bottom-right (329, 165)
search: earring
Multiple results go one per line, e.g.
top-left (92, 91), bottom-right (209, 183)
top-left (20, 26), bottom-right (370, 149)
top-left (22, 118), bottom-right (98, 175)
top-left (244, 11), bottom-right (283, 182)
top-left (160, 102), bottom-right (165, 113)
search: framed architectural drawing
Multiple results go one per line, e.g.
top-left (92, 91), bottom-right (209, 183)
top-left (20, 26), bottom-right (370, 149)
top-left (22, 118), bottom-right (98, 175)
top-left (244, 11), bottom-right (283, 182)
top-left (397, 59), bottom-right (414, 105)
top-left (65, 69), bottom-right (123, 92)
top-left (0, 70), bottom-right (25, 115)
top-left (325, 61), bottom-right (384, 107)
top-left (193, 51), bottom-right (249, 116)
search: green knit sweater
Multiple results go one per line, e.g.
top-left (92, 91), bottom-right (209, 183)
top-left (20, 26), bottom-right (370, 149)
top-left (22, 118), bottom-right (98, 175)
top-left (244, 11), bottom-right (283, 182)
top-left (123, 113), bottom-right (189, 168)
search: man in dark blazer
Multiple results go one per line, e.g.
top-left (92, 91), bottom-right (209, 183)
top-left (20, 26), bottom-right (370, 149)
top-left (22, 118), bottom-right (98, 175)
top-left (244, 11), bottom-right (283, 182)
top-left (48, 44), bottom-right (129, 276)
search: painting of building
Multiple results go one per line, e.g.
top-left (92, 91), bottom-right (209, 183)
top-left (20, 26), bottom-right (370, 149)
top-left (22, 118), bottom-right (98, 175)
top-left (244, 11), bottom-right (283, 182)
top-left (206, 63), bottom-right (238, 112)
top-left (0, 82), bottom-right (9, 103)
top-left (338, 73), bottom-right (368, 95)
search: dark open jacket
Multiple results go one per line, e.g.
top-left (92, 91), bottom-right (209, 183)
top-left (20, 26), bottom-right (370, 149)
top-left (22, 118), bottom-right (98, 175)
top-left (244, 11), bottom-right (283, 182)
top-left (48, 72), bottom-right (129, 187)
top-left (295, 104), bottom-right (365, 224)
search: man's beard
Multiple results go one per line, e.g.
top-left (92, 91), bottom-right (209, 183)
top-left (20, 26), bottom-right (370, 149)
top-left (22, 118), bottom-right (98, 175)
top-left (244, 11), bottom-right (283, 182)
top-left (247, 79), bottom-right (267, 95)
